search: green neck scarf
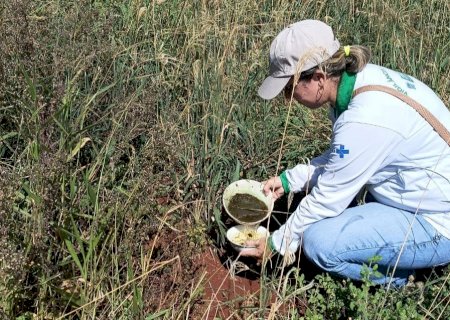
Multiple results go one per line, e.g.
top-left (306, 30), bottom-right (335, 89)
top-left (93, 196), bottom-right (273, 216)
top-left (334, 71), bottom-right (357, 118)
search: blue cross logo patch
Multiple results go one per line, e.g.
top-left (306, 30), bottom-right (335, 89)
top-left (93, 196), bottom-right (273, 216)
top-left (335, 144), bottom-right (349, 158)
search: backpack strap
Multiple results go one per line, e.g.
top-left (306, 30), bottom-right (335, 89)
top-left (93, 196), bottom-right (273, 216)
top-left (353, 85), bottom-right (450, 146)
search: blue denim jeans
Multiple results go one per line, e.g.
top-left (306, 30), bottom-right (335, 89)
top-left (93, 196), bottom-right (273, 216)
top-left (303, 202), bottom-right (450, 287)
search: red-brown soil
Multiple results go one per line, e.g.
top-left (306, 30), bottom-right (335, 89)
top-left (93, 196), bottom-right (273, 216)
top-left (195, 249), bottom-right (262, 319)
top-left (144, 218), bottom-right (311, 318)
top-left (145, 226), bottom-right (267, 318)
top-left (193, 248), bottom-right (309, 319)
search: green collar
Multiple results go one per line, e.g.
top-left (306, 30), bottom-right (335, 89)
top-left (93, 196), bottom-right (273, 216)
top-left (334, 71), bottom-right (357, 118)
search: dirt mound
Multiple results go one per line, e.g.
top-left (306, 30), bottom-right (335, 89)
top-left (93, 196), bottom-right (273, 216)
top-left (194, 248), bottom-right (313, 319)
top-left (196, 249), bottom-right (261, 319)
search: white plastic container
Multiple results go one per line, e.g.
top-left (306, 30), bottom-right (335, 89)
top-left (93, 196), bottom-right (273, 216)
top-left (226, 225), bottom-right (269, 252)
top-left (222, 179), bottom-right (273, 225)
top-left (223, 179), bottom-right (273, 251)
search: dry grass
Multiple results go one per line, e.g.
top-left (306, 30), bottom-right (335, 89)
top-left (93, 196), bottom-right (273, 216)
top-left (0, 0), bottom-right (449, 318)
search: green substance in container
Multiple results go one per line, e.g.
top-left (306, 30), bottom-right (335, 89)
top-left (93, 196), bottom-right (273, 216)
top-left (228, 193), bottom-right (268, 223)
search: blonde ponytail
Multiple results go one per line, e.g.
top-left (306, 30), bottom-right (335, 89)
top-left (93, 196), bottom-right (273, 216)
top-left (321, 45), bottom-right (371, 76)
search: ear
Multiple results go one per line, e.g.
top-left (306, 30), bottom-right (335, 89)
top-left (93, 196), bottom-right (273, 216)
top-left (312, 70), bottom-right (326, 85)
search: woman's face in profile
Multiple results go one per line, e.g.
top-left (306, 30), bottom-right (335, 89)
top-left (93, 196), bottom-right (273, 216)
top-left (284, 71), bottom-right (332, 109)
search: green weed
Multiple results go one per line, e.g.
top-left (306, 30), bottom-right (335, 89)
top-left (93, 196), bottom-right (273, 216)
top-left (0, 0), bottom-right (449, 318)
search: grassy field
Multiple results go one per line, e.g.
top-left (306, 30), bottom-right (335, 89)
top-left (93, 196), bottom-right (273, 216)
top-left (1, 0), bottom-right (449, 319)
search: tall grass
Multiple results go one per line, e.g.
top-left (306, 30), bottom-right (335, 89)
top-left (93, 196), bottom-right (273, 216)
top-left (0, 0), bottom-right (449, 318)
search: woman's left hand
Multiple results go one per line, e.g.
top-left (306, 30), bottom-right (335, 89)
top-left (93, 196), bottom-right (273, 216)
top-left (240, 237), bottom-right (272, 264)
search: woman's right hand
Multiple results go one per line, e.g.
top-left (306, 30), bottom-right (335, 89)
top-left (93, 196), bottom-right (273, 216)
top-left (263, 176), bottom-right (285, 200)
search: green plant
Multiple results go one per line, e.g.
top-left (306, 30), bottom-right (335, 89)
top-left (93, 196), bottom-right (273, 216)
top-left (0, 0), bottom-right (448, 318)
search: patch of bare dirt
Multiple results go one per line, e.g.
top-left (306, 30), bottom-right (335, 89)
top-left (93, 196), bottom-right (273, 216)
top-left (144, 224), bottom-right (266, 319)
top-left (194, 249), bottom-right (262, 319)
top-left (192, 248), bottom-right (311, 320)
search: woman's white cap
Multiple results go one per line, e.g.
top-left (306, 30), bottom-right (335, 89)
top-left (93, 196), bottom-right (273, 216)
top-left (258, 20), bottom-right (340, 100)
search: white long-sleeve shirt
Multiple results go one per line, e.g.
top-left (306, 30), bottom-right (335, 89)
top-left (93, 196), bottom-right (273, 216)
top-left (272, 64), bottom-right (450, 255)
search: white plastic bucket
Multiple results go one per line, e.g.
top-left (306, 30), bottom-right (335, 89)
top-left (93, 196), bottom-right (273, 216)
top-left (222, 179), bottom-right (273, 225)
top-left (226, 225), bottom-right (269, 252)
